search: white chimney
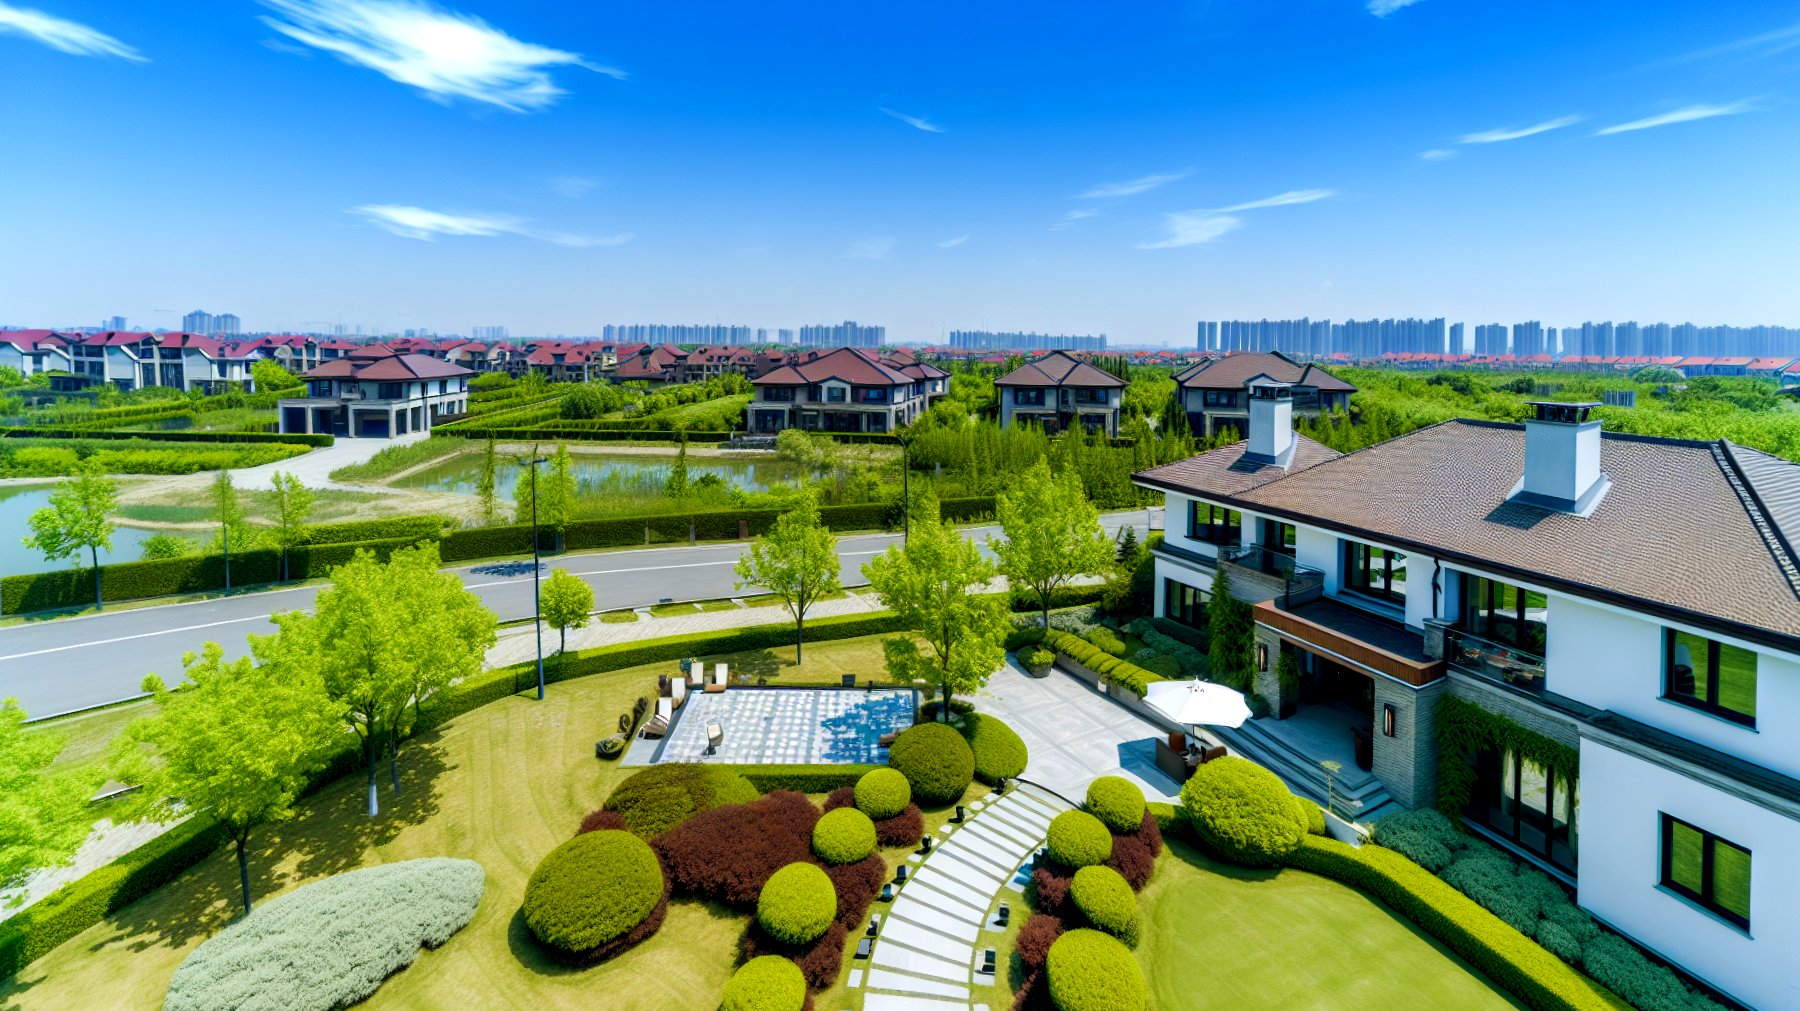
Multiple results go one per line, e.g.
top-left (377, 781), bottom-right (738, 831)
top-left (1243, 382), bottom-right (1296, 467)
top-left (1511, 401), bottom-right (1610, 515)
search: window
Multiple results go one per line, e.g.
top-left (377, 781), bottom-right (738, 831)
top-left (867, 412), bottom-right (887, 432)
top-left (1466, 747), bottom-right (1578, 874)
top-left (377, 382), bottom-right (404, 400)
top-left (1665, 629), bottom-right (1757, 725)
top-left (1187, 501), bottom-right (1241, 545)
top-left (1661, 815), bottom-right (1750, 929)
top-left (1345, 542), bottom-right (1406, 605)
top-left (1074, 388), bottom-right (1107, 404)
top-left (851, 387), bottom-right (887, 403)
top-left (1203, 390), bottom-right (1239, 408)
top-left (826, 386), bottom-right (847, 403)
top-left (1462, 574), bottom-right (1548, 654)
top-left (1165, 579), bottom-right (1208, 629)
top-left (1261, 519), bottom-right (1296, 555)
top-left (1013, 388), bottom-right (1045, 406)
top-left (763, 386), bottom-right (796, 402)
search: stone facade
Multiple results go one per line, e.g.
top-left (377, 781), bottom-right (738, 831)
top-left (1373, 676), bottom-right (1446, 811)
top-left (1252, 624), bottom-right (1290, 715)
top-left (1447, 672), bottom-right (1582, 751)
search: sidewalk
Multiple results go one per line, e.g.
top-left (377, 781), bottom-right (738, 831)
top-left (231, 431), bottom-right (430, 490)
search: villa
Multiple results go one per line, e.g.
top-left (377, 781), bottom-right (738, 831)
top-left (277, 350), bottom-right (473, 438)
top-left (1171, 350), bottom-right (1357, 439)
top-left (993, 350), bottom-right (1128, 436)
top-left (748, 346), bottom-right (928, 434)
top-left (1133, 382), bottom-right (1799, 1011)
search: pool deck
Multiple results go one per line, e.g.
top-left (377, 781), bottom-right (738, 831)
top-left (626, 685), bottom-right (917, 765)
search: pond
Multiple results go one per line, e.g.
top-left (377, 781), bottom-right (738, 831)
top-left (391, 451), bottom-right (813, 496)
top-left (0, 485), bottom-right (160, 578)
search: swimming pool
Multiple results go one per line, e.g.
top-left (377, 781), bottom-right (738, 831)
top-left (657, 688), bottom-right (917, 765)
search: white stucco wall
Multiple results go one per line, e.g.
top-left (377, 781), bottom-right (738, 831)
top-left (1160, 493), bottom-right (1223, 562)
top-left (1578, 740), bottom-right (1798, 1011)
top-left (1295, 526), bottom-right (1338, 595)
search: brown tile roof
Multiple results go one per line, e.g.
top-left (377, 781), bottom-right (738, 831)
top-left (301, 353), bottom-right (473, 380)
top-left (753, 346), bottom-right (912, 386)
top-left (1173, 351), bottom-right (1357, 393)
top-left (1134, 434), bottom-right (1343, 497)
top-left (993, 350), bottom-right (1127, 388)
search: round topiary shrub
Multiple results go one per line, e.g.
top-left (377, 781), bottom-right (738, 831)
top-left (1180, 756), bottom-right (1305, 868)
top-left (1022, 647), bottom-right (1055, 674)
top-left (722, 954), bottom-right (807, 1011)
top-left (1297, 796), bottom-right (1327, 836)
top-left (963, 713), bottom-right (1028, 784)
top-left (756, 862), bottom-right (837, 945)
top-left (1070, 865), bottom-right (1141, 947)
top-left (1046, 928), bottom-right (1147, 1011)
top-left (887, 722), bottom-right (975, 804)
top-left (1085, 776), bottom-right (1146, 834)
top-left (1046, 810), bottom-right (1113, 868)
top-left (523, 830), bottom-right (665, 958)
top-left (854, 767), bottom-right (912, 820)
top-left (812, 808), bottom-right (877, 865)
top-left (603, 763), bottom-right (760, 837)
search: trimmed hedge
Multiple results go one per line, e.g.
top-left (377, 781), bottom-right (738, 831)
top-left (757, 862), bottom-right (837, 945)
top-left (811, 808), bottom-right (876, 865)
top-left (601, 763), bottom-right (759, 837)
top-left (1085, 776), bottom-right (1146, 835)
top-left (1070, 865), bottom-right (1140, 948)
top-left (854, 767), bottom-right (912, 821)
top-left (739, 764), bottom-right (881, 795)
top-left (303, 515), bottom-right (447, 545)
top-left (1286, 835), bottom-right (1633, 1011)
top-left (1042, 629), bottom-right (1167, 697)
top-left (523, 831), bottom-right (665, 957)
top-left (723, 955), bottom-right (808, 1011)
top-left (888, 722), bottom-right (975, 803)
top-left (1045, 928), bottom-right (1147, 1011)
top-left (1046, 811), bottom-right (1113, 869)
top-left (1181, 756), bottom-right (1305, 868)
top-left (962, 713), bottom-right (1028, 784)
top-left (0, 427), bottom-right (331, 446)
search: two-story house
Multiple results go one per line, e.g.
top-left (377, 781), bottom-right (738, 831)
top-left (1133, 385), bottom-right (1800, 1011)
top-left (279, 351), bottom-right (473, 438)
top-left (748, 346), bottom-right (921, 433)
top-left (612, 344), bottom-right (687, 385)
top-left (1172, 350), bottom-right (1356, 438)
top-left (0, 331), bottom-right (77, 380)
top-left (993, 350), bottom-right (1128, 436)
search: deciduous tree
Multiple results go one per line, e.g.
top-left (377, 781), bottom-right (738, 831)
top-left (209, 469), bottom-right (250, 589)
top-left (0, 698), bottom-right (104, 886)
top-left (989, 459), bottom-right (1114, 629)
top-left (269, 470), bottom-right (314, 581)
top-left (540, 567), bottom-right (594, 676)
top-left (476, 434), bottom-right (499, 524)
top-left (21, 459), bottom-right (119, 611)
top-left (734, 497), bottom-right (841, 663)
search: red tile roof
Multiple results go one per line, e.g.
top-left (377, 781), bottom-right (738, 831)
top-left (302, 352), bottom-right (474, 380)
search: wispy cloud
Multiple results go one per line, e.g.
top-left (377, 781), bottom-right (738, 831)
top-left (351, 204), bottom-right (629, 246)
top-left (1137, 213), bottom-right (1242, 249)
top-left (937, 235), bottom-right (967, 248)
top-left (848, 237), bottom-right (894, 258)
top-left (1075, 170), bottom-right (1189, 199)
top-left (1458, 115), bottom-right (1584, 144)
top-left (1213, 189), bottom-right (1336, 212)
top-left (1649, 21), bottom-right (1800, 70)
top-left (0, 2), bottom-right (143, 60)
top-left (880, 107), bottom-right (944, 133)
top-left (1367, 0), bottom-right (1424, 17)
top-left (550, 176), bottom-right (601, 197)
top-left (1050, 208), bottom-right (1098, 231)
top-left (260, 0), bottom-right (621, 112)
top-left (1419, 149), bottom-right (1457, 161)
top-left (1596, 100), bottom-right (1758, 135)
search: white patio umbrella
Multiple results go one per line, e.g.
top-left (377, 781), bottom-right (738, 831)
top-left (1143, 679), bottom-right (1252, 729)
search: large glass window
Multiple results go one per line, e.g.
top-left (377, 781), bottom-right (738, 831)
top-left (1165, 578), bottom-right (1207, 629)
top-left (1345, 542), bottom-right (1406, 605)
top-left (1013, 388), bottom-right (1045, 406)
top-left (1665, 630), bottom-right (1757, 726)
top-left (1074, 388), bottom-right (1107, 404)
top-left (1187, 501), bottom-right (1240, 545)
top-left (1203, 390), bottom-right (1238, 408)
top-left (1661, 815), bottom-right (1750, 929)
top-left (1462, 574), bottom-right (1548, 654)
top-left (1261, 519), bottom-right (1296, 555)
top-left (1467, 747), bottom-right (1578, 874)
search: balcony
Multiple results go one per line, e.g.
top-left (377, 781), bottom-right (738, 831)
top-left (1444, 627), bottom-right (1546, 694)
top-left (1218, 545), bottom-right (1324, 607)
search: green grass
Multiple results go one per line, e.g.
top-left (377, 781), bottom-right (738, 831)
top-left (699, 600), bottom-right (741, 612)
top-left (114, 504), bottom-right (213, 523)
top-left (328, 436), bottom-right (468, 483)
top-left (649, 601), bottom-right (702, 617)
top-left (24, 699), bottom-right (158, 774)
top-left (740, 589), bottom-right (852, 609)
top-left (599, 610), bottom-right (639, 623)
top-left (1134, 838), bottom-right (1528, 1011)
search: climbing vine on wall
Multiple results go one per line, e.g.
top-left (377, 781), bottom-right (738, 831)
top-left (1433, 695), bottom-right (1581, 823)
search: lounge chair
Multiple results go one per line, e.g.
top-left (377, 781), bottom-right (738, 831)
top-left (878, 732), bottom-right (899, 748)
top-left (714, 663), bottom-right (728, 686)
top-left (641, 714), bottom-right (669, 739)
top-left (671, 678), bottom-right (687, 707)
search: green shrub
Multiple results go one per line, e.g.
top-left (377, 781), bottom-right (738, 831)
top-left (1145, 802), bottom-right (1189, 841)
top-left (888, 722), bottom-right (975, 803)
top-left (1006, 627), bottom-right (1047, 651)
top-left (1070, 865), bottom-right (1140, 947)
top-left (756, 862), bottom-right (836, 944)
top-left (1087, 627), bottom-right (1127, 657)
top-left (1047, 811), bottom-right (1113, 868)
top-left (722, 954), bottom-right (807, 1011)
top-left (1045, 928), bottom-right (1147, 1011)
top-left (602, 763), bottom-right (759, 837)
top-left (1298, 796), bottom-right (1328, 836)
top-left (1180, 756), bottom-right (1305, 868)
top-left (855, 767), bottom-right (912, 820)
top-left (164, 859), bottom-right (483, 1011)
top-left (1137, 655), bottom-right (1183, 681)
top-left (1040, 630), bottom-right (1168, 697)
top-left (962, 713), bottom-right (1028, 784)
top-left (1021, 646), bottom-right (1055, 670)
top-left (1085, 776), bottom-right (1146, 835)
top-left (523, 831), bottom-right (664, 954)
top-left (1371, 807), bottom-right (1474, 873)
top-left (739, 764), bottom-right (879, 795)
top-left (812, 808), bottom-right (877, 865)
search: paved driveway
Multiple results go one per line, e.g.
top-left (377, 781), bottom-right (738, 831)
top-left (979, 655), bottom-right (1184, 806)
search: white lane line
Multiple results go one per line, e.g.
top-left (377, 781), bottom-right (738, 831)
top-left (464, 550), bottom-right (885, 588)
top-left (0, 614), bottom-right (277, 660)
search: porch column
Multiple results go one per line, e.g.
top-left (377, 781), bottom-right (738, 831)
top-left (388, 409), bottom-right (396, 438)
top-left (1372, 676), bottom-right (1445, 812)
top-left (1252, 624), bottom-right (1291, 717)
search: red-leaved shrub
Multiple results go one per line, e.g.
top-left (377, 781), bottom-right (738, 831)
top-left (577, 809), bottom-right (627, 835)
top-left (1107, 835), bottom-right (1155, 891)
top-left (1014, 913), bottom-right (1063, 970)
top-left (740, 919), bottom-right (852, 990)
top-left (1010, 969), bottom-right (1054, 1011)
top-left (825, 852), bottom-right (887, 929)
top-left (1131, 808), bottom-right (1163, 858)
top-left (873, 804), bottom-right (924, 848)
top-left (654, 790), bottom-right (821, 907)
top-left (1029, 863), bottom-right (1072, 916)
top-left (822, 786), bottom-right (856, 812)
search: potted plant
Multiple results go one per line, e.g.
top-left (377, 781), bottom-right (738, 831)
top-left (1021, 646), bottom-right (1055, 678)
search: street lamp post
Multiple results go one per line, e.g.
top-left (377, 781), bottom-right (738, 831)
top-left (525, 455), bottom-right (549, 700)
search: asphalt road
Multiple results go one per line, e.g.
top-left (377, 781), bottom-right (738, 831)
top-left (0, 511), bottom-right (1155, 718)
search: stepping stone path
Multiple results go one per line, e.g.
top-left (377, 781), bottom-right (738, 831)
top-left (852, 782), bottom-right (1074, 1011)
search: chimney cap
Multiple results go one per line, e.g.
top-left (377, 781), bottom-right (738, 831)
top-left (1524, 400), bottom-right (1600, 424)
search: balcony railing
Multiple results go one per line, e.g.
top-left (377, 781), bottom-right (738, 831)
top-left (1218, 545), bottom-right (1324, 607)
top-left (1444, 627), bottom-right (1546, 693)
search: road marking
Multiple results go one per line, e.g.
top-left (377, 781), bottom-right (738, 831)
top-left (0, 614), bottom-right (278, 660)
top-left (461, 550), bottom-right (886, 587)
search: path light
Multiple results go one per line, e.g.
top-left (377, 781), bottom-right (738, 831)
top-left (1321, 759), bottom-right (1342, 819)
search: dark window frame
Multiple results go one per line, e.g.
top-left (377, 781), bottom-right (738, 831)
top-left (1344, 541), bottom-right (1406, 605)
top-left (1012, 387), bottom-right (1045, 406)
top-left (1165, 578), bottom-right (1207, 629)
top-left (1187, 500), bottom-right (1241, 546)
top-left (1663, 629), bottom-right (1757, 726)
top-left (1461, 573), bottom-right (1548, 654)
top-left (763, 386), bottom-right (796, 402)
top-left (1465, 746), bottom-right (1578, 874)
top-left (1074, 388), bottom-right (1107, 404)
top-left (377, 382), bottom-right (405, 400)
top-left (1203, 390), bottom-right (1239, 408)
top-left (1660, 813), bottom-right (1751, 930)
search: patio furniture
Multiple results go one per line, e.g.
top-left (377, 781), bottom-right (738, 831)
top-left (1168, 730), bottom-right (1187, 752)
top-left (841, 674), bottom-right (856, 688)
top-left (878, 732), bottom-right (899, 747)
top-left (704, 681), bottom-right (727, 693)
top-left (918, 835), bottom-right (933, 854)
top-left (1154, 738), bottom-right (1197, 782)
top-left (894, 865), bottom-right (909, 884)
top-left (714, 663), bottom-right (728, 686)
top-left (595, 734), bottom-right (626, 760)
top-left (657, 674), bottom-right (670, 696)
top-left (993, 902), bottom-right (1010, 928)
top-left (1145, 679), bottom-right (1253, 729)
top-left (866, 915), bottom-right (881, 937)
top-left (855, 938), bottom-right (872, 959)
top-left (642, 714), bottom-right (669, 739)
top-left (979, 948), bottom-right (996, 975)
top-left (952, 805), bottom-right (966, 823)
top-left (880, 883), bottom-right (894, 902)
top-left (705, 721), bottom-right (724, 756)
top-left (1202, 745), bottom-right (1228, 763)
top-left (671, 678), bottom-right (688, 707)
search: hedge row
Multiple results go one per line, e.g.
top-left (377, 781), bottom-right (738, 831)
top-left (0, 428), bottom-right (331, 446)
top-left (1285, 836), bottom-right (1633, 1011)
top-left (440, 424), bottom-right (735, 442)
top-left (1043, 629), bottom-right (1168, 697)
top-left (737, 765), bottom-right (883, 794)
top-left (301, 515), bottom-right (446, 545)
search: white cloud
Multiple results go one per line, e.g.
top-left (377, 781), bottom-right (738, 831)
top-left (1459, 115), bottom-right (1584, 144)
top-left (0, 2), bottom-right (143, 60)
top-left (1213, 189), bottom-right (1336, 212)
top-left (1596, 100), bottom-right (1758, 135)
top-left (550, 176), bottom-right (600, 197)
top-left (1419, 148), bottom-right (1457, 160)
top-left (260, 0), bottom-right (620, 112)
top-left (937, 235), bottom-right (967, 247)
top-left (880, 107), bottom-right (944, 132)
top-left (848, 238), bottom-right (894, 258)
top-left (1137, 213), bottom-right (1242, 249)
top-left (1050, 208), bottom-right (1098, 231)
top-left (1368, 0), bottom-right (1424, 17)
top-left (351, 204), bottom-right (629, 246)
top-left (1075, 170), bottom-right (1189, 199)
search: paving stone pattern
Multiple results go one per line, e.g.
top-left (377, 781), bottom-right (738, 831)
top-left (658, 688), bottom-right (913, 764)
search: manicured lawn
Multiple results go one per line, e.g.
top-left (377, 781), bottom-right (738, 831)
top-left (1134, 838), bottom-right (1528, 1011)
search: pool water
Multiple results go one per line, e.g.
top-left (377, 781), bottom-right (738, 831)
top-left (658, 688), bottom-right (916, 765)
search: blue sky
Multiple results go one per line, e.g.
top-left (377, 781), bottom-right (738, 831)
top-left (2, 0), bottom-right (1796, 344)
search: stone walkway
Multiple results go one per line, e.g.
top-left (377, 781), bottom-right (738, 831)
top-left (846, 782), bottom-right (1075, 1011)
top-left (231, 430), bottom-right (430, 490)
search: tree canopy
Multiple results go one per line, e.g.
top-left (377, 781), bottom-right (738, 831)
top-left (21, 459), bottom-right (119, 611)
top-left (990, 459), bottom-right (1115, 627)
top-left (0, 698), bottom-right (104, 886)
top-left (734, 496), bottom-right (841, 662)
top-left (540, 568), bottom-right (594, 674)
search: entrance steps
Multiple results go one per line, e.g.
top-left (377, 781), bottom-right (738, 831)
top-left (1211, 717), bottom-right (1403, 824)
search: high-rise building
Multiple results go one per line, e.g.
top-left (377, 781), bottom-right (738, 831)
top-left (1197, 321), bottom-right (1218, 351)
top-left (949, 329), bottom-right (1103, 351)
top-left (1614, 321), bottom-right (1640, 357)
top-left (799, 321), bottom-right (886, 348)
top-left (472, 326), bottom-right (509, 342)
top-left (213, 313), bottom-right (240, 336)
top-left (601, 324), bottom-right (755, 345)
top-left (1642, 322), bottom-right (1670, 357)
top-left (182, 310), bottom-right (212, 334)
top-left (1449, 322), bottom-right (1464, 354)
top-left (1511, 321), bottom-right (1546, 357)
top-left (106, 315), bottom-right (126, 331)
top-left (1473, 324), bottom-right (1507, 356)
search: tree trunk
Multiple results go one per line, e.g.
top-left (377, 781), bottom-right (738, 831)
top-left (235, 834), bottom-right (253, 916)
top-left (92, 545), bottom-right (102, 613)
top-left (365, 729), bottom-right (380, 816)
top-left (795, 579), bottom-right (804, 665)
top-left (389, 735), bottom-right (403, 796)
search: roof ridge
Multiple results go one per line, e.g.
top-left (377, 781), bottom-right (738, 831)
top-left (1711, 441), bottom-right (1800, 603)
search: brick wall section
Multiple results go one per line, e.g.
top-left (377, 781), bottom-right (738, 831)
top-left (1372, 677), bottom-right (1446, 811)
top-left (1253, 624), bottom-right (1288, 712)
top-left (1447, 671), bottom-right (1582, 750)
